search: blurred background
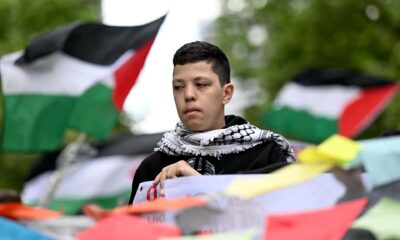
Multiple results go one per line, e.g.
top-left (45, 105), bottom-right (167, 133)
top-left (1, 0), bottom-right (399, 197)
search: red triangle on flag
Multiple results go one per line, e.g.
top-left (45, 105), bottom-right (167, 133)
top-left (339, 83), bottom-right (399, 137)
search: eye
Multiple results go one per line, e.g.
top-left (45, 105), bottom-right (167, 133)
top-left (196, 83), bottom-right (209, 88)
top-left (173, 85), bottom-right (184, 90)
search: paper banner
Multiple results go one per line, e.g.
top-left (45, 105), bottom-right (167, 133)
top-left (84, 196), bottom-right (207, 219)
top-left (0, 216), bottom-right (54, 240)
top-left (343, 228), bottom-right (377, 240)
top-left (77, 213), bottom-right (180, 240)
top-left (0, 202), bottom-right (62, 220)
top-left (297, 146), bottom-right (337, 164)
top-left (298, 134), bottom-right (360, 166)
top-left (367, 179), bottom-right (400, 212)
top-left (225, 163), bottom-right (333, 199)
top-left (161, 228), bottom-right (257, 240)
top-left (352, 197), bottom-right (400, 240)
top-left (115, 196), bottom-right (207, 213)
top-left (265, 198), bottom-right (368, 240)
top-left (175, 205), bottom-right (223, 235)
top-left (355, 136), bottom-right (400, 187)
top-left (318, 135), bottom-right (360, 164)
top-left (331, 167), bottom-right (368, 203)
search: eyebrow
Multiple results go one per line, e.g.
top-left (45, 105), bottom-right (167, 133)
top-left (172, 79), bottom-right (184, 84)
top-left (193, 76), bottom-right (210, 81)
top-left (173, 76), bottom-right (210, 83)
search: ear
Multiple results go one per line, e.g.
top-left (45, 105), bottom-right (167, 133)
top-left (222, 83), bottom-right (234, 104)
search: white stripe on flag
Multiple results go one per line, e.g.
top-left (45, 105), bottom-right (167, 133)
top-left (1, 51), bottom-right (134, 95)
top-left (22, 155), bottom-right (146, 202)
top-left (274, 82), bottom-right (361, 118)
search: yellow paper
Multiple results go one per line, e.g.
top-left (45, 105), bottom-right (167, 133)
top-left (224, 163), bottom-right (333, 200)
top-left (297, 146), bottom-right (337, 164)
top-left (317, 134), bottom-right (360, 165)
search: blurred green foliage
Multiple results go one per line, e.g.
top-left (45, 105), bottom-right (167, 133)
top-left (0, 0), bottom-right (100, 191)
top-left (213, 0), bottom-right (400, 139)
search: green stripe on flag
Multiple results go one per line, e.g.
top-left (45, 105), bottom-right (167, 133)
top-left (263, 106), bottom-right (337, 143)
top-left (30, 190), bottom-right (131, 215)
top-left (68, 83), bottom-right (118, 139)
top-left (2, 95), bottom-right (75, 152)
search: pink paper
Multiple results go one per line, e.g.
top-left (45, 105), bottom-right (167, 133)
top-left (77, 213), bottom-right (180, 240)
top-left (265, 198), bottom-right (367, 240)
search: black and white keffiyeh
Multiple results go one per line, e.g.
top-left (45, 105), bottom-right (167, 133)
top-left (155, 121), bottom-right (296, 163)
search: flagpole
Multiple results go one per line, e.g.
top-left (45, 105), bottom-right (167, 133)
top-left (38, 133), bottom-right (87, 208)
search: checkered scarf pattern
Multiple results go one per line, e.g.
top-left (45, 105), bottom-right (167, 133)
top-left (155, 121), bottom-right (296, 163)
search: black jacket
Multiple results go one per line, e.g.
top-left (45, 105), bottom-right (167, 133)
top-left (128, 115), bottom-right (292, 204)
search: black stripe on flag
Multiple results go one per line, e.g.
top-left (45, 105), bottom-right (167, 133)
top-left (293, 68), bottom-right (393, 88)
top-left (16, 15), bottom-right (166, 66)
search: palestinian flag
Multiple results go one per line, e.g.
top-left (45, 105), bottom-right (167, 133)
top-left (21, 132), bottom-right (162, 214)
top-left (22, 155), bottom-right (146, 215)
top-left (263, 69), bottom-right (399, 143)
top-left (0, 15), bottom-right (166, 152)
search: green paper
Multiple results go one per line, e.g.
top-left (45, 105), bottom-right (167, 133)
top-left (352, 198), bottom-right (400, 240)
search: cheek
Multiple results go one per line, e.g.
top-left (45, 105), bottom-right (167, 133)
top-left (205, 94), bottom-right (224, 112)
top-left (173, 92), bottom-right (183, 104)
top-left (174, 98), bottom-right (184, 111)
top-left (173, 95), bottom-right (181, 110)
top-left (209, 91), bottom-right (224, 103)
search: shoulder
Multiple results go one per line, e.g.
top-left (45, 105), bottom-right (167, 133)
top-left (246, 140), bottom-right (284, 156)
top-left (141, 151), bottom-right (174, 162)
top-left (132, 152), bottom-right (169, 187)
top-left (139, 151), bottom-right (182, 170)
top-left (249, 136), bottom-right (296, 163)
top-left (266, 131), bottom-right (296, 163)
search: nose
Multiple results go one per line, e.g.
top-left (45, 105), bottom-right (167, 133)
top-left (184, 85), bottom-right (196, 102)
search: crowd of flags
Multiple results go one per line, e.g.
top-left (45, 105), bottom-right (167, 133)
top-left (1, 12), bottom-right (400, 240)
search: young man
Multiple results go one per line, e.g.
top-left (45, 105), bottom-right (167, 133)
top-left (128, 41), bottom-right (296, 204)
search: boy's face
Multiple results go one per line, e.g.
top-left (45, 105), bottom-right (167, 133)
top-left (172, 61), bottom-right (233, 131)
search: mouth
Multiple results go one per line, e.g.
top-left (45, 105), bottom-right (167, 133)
top-left (184, 108), bottom-right (201, 115)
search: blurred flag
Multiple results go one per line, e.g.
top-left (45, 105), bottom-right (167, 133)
top-left (263, 68), bottom-right (399, 143)
top-left (0, 15), bottom-right (166, 152)
top-left (21, 132), bottom-right (162, 214)
top-left (22, 155), bottom-right (145, 215)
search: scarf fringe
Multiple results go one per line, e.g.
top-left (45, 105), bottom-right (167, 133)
top-left (156, 138), bottom-right (263, 158)
top-left (155, 121), bottom-right (296, 162)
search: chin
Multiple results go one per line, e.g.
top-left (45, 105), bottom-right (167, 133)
top-left (186, 125), bottom-right (203, 132)
top-left (183, 121), bottom-right (206, 132)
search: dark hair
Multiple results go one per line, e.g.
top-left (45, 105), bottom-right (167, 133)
top-left (173, 41), bottom-right (230, 85)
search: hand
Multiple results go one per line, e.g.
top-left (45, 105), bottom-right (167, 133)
top-left (153, 160), bottom-right (201, 196)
